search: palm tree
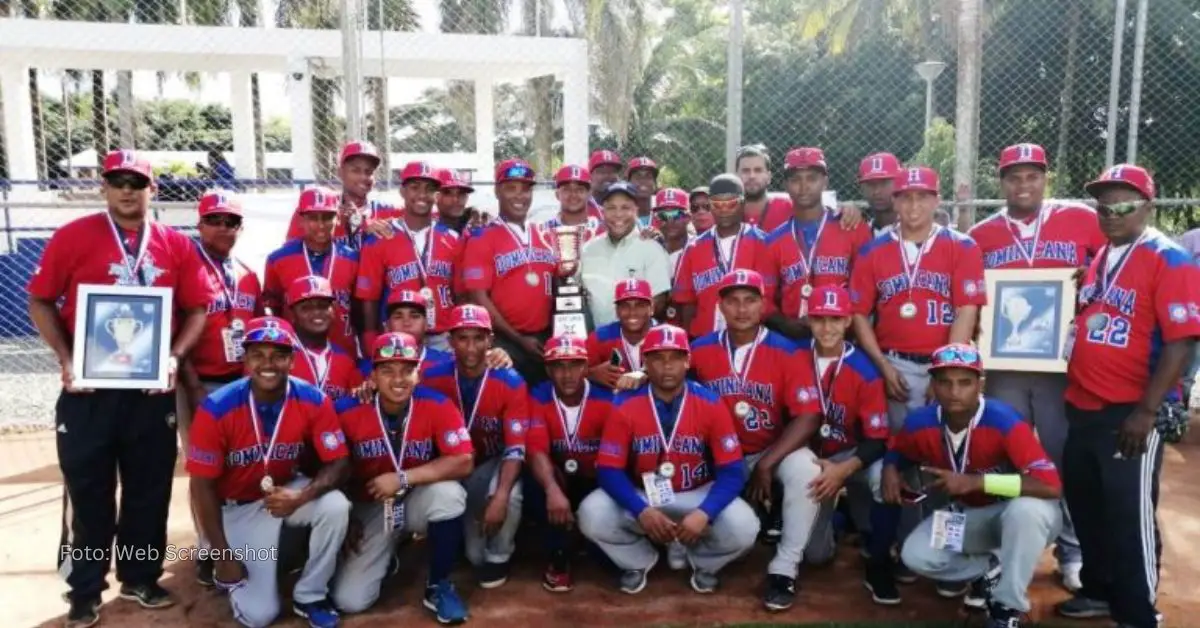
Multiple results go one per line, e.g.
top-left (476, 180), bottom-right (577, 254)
top-left (561, 0), bottom-right (650, 147)
top-left (788, 0), bottom-right (961, 58)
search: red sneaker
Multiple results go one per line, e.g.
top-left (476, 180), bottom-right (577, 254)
top-left (542, 562), bottom-right (574, 593)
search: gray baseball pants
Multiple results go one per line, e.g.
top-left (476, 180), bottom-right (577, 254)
top-left (805, 450), bottom-right (884, 565)
top-left (884, 353), bottom-right (931, 539)
top-left (462, 455), bottom-right (523, 566)
top-left (744, 448), bottom-right (822, 577)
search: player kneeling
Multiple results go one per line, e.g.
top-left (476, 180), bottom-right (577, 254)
top-left (186, 317), bottom-right (351, 628)
top-left (330, 332), bottom-right (473, 624)
top-left (579, 325), bottom-right (759, 594)
top-left (526, 335), bottom-right (615, 592)
top-left (885, 344), bottom-right (1063, 628)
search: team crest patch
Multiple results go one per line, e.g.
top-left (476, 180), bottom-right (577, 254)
top-left (964, 280), bottom-right (978, 296)
top-left (797, 387), bottom-right (812, 403)
top-left (444, 430), bottom-right (461, 447)
top-left (869, 414), bottom-right (886, 429)
top-left (1169, 303), bottom-right (1188, 323)
top-left (721, 435), bottom-right (738, 452)
top-left (321, 431), bottom-right (340, 451)
top-left (510, 419), bottom-right (524, 434)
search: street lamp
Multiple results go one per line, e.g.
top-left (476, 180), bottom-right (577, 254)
top-left (915, 60), bottom-right (947, 142)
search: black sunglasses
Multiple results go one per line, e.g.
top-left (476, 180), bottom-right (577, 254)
top-left (655, 209), bottom-right (687, 222)
top-left (202, 214), bottom-right (243, 229)
top-left (1096, 201), bottom-right (1143, 217)
top-left (105, 174), bottom-right (151, 190)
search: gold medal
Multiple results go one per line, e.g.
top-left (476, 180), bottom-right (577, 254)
top-left (734, 400), bottom-right (751, 418)
top-left (564, 459), bottom-right (579, 474)
top-left (899, 302), bottom-right (918, 319)
top-left (1086, 313), bottom-right (1109, 332)
top-left (658, 461), bottom-right (675, 479)
top-left (801, 284), bottom-right (814, 298)
top-left (260, 476), bottom-right (274, 493)
top-left (525, 271), bottom-right (540, 287)
top-left (419, 286), bottom-right (434, 301)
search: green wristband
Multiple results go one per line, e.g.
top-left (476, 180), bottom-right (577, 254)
top-left (983, 473), bottom-right (1021, 498)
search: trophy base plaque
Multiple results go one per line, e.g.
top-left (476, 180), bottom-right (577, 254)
top-left (553, 281), bottom-right (587, 340)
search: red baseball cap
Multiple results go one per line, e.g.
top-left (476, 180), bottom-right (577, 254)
top-left (287, 275), bottom-right (334, 307)
top-left (589, 150), bottom-right (622, 171)
top-left (197, 190), bottom-right (243, 217)
top-left (543, 334), bottom-right (588, 362)
top-left (929, 343), bottom-right (983, 374)
top-left (654, 188), bottom-right (689, 211)
top-left (858, 152), bottom-right (901, 182)
top-left (372, 332), bottom-right (422, 364)
top-left (242, 316), bottom-right (297, 349)
top-left (1085, 164), bottom-right (1156, 200)
top-left (102, 149), bottom-right (153, 180)
top-left (495, 158), bottom-right (536, 184)
top-left (717, 269), bottom-right (765, 297)
top-left (434, 168), bottom-right (475, 193)
top-left (998, 143), bottom-right (1048, 173)
top-left (614, 278), bottom-right (653, 303)
top-left (807, 285), bottom-right (852, 317)
top-left (641, 324), bottom-right (690, 355)
top-left (386, 289), bottom-right (428, 311)
top-left (554, 165), bottom-right (591, 188)
top-left (626, 157), bottom-right (659, 177)
top-left (340, 141), bottom-right (381, 166)
top-left (400, 161), bottom-right (439, 186)
top-left (784, 147), bottom-right (828, 174)
top-left (893, 166), bottom-right (940, 195)
top-left (448, 304), bottom-right (492, 332)
top-left (296, 186), bottom-right (339, 213)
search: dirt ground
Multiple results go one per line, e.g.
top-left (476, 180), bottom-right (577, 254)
top-left (7, 435), bottom-right (1200, 628)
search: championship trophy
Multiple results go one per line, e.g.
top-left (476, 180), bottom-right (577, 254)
top-left (550, 225), bottom-right (588, 339)
top-left (104, 304), bottom-right (143, 366)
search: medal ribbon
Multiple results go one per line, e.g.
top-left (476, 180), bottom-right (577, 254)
top-left (791, 212), bottom-right (830, 286)
top-left (895, 224), bottom-right (941, 300)
top-left (721, 327), bottom-right (764, 395)
top-left (712, 225), bottom-right (744, 276)
top-left (107, 216), bottom-right (151, 286)
top-left (936, 398), bottom-right (985, 474)
top-left (500, 220), bottom-right (538, 277)
top-left (1091, 230), bottom-right (1149, 310)
top-left (647, 386), bottom-right (688, 458)
top-left (455, 368), bottom-right (491, 430)
top-left (248, 382), bottom-right (290, 478)
top-left (620, 333), bottom-right (644, 371)
top-left (811, 340), bottom-right (848, 416)
top-left (197, 245), bottom-right (240, 322)
top-left (553, 380), bottom-right (590, 454)
top-left (1003, 207), bottom-right (1047, 267)
top-left (300, 343), bottom-right (332, 391)
top-left (397, 219), bottom-right (435, 286)
top-left (302, 242), bottom-right (337, 282)
top-left (375, 396), bottom-right (415, 473)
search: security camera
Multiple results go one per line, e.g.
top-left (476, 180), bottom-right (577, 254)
top-left (291, 72), bottom-right (305, 81)
top-left (287, 56), bottom-right (309, 82)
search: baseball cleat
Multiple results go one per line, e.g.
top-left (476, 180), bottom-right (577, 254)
top-left (763, 574), bottom-right (796, 611)
top-left (119, 583), bottom-right (174, 609)
top-left (935, 581), bottom-right (970, 599)
top-left (1055, 595), bottom-right (1111, 619)
top-left (619, 553), bottom-right (658, 595)
top-left (689, 569), bottom-right (719, 594)
top-left (424, 580), bottom-right (469, 625)
top-left (65, 597), bottom-right (101, 628)
top-left (293, 599), bottom-right (340, 628)
top-left (863, 560), bottom-right (901, 606)
top-left (542, 558), bottom-right (574, 593)
top-left (477, 561), bottom-right (510, 589)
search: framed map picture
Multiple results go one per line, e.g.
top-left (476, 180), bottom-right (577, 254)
top-left (978, 268), bottom-right (1077, 373)
top-left (71, 284), bottom-right (174, 389)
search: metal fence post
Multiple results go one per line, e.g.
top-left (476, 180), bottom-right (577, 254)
top-left (953, 0), bottom-right (982, 230)
top-left (724, 0), bottom-right (744, 174)
top-left (341, 0), bottom-right (363, 143)
top-left (1126, 0), bottom-right (1148, 164)
top-left (1105, 0), bottom-right (1128, 168)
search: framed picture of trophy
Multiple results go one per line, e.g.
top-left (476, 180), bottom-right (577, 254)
top-left (71, 284), bottom-right (174, 389)
top-left (977, 268), bottom-right (1077, 373)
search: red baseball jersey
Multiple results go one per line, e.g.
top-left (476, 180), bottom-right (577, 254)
top-left (850, 228), bottom-right (987, 355)
top-left (191, 245), bottom-right (263, 380)
top-left (290, 343), bottom-right (364, 400)
top-left (356, 221), bottom-right (463, 334)
top-left (1067, 229), bottom-right (1200, 409)
top-left (884, 399), bottom-right (1060, 508)
top-left (263, 240), bottom-right (361, 357)
top-left (185, 377), bottom-right (349, 502)
top-left (586, 321), bottom-right (648, 370)
top-left (421, 362), bottom-right (530, 462)
top-left (285, 198), bottom-right (403, 248)
top-left (460, 221), bottom-right (557, 334)
top-left (691, 329), bottom-right (821, 454)
top-left (746, 195), bottom-right (793, 233)
top-left (672, 225), bottom-right (776, 337)
top-left (969, 202), bottom-right (1107, 269)
top-left (27, 213), bottom-right (210, 336)
top-left (336, 386), bottom-right (475, 502)
top-left (527, 381), bottom-right (615, 478)
top-left (794, 342), bottom-right (889, 457)
top-left (596, 380), bottom-right (744, 492)
top-left (767, 212), bottom-right (873, 318)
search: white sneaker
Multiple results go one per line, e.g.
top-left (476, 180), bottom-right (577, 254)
top-left (1060, 562), bottom-right (1082, 592)
top-left (667, 541), bottom-right (688, 570)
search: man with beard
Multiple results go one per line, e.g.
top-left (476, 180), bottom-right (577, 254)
top-left (357, 161), bottom-right (463, 353)
top-left (885, 344), bottom-right (1063, 628)
top-left (421, 305), bottom-right (529, 589)
top-left (690, 270), bottom-right (824, 611)
top-left (287, 276), bottom-right (364, 400)
top-left (579, 324), bottom-right (759, 594)
top-left (735, 144), bottom-right (792, 233)
top-left (265, 187), bottom-right (362, 357)
top-left (285, 141), bottom-right (401, 249)
top-left (626, 156), bottom-right (660, 228)
top-left (766, 147), bottom-right (872, 341)
top-left (526, 335), bottom-right (616, 592)
top-left (588, 150), bottom-right (623, 211)
top-left (330, 332), bottom-right (473, 623)
top-left (186, 316), bottom-right (351, 628)
top-left (432, 168), bottom-right (476, 235)
top-left (673, 174), bottom-right (775, 338)
top-left (580, 181), bottom-right (673, 329)
top-left (587, 278), bottom-right (656, 391)
top-left (857, 152), bottom-right (902, 236)
top-left (967, 143), bottom-right (1104, 592)
top-left (460, 158), bottom-right (557, 384)
top-left (545, 165), bottom-right (604, 241)
top-left (29, 149), bottom-right (210, 626)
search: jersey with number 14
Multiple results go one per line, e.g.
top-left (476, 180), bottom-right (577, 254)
top-left (969, 202), bottom-right (1106, 270)
top-left (356, 221), bottom-right (463, 334)
top-left (850, 228), bottom-right (987, 355)
top-left (690, 329), bottom-right (821, 454)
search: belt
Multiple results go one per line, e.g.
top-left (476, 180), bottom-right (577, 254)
top-left (223, 498), bottom-right (260, 507)
top-left (884, 349), bottom-right (933, 365)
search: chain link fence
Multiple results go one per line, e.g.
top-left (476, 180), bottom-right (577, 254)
top-left (0, 0), bottom-right (1198, 449)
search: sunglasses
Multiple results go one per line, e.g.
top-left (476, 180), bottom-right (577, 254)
top-left (710, 197), bottom-right (741, 210)
top-left (105, 174), bottom-right (151, 190)
top-left (655, 209), bottom-right (688, 222)
top-left (202, 215), bottom-right (243, 229)
top-left (1096, 201), bottom-right (1142, 217)
top-left (933, 345), bottom-right (980, 365)
top-left (504, 166), bottom-right (531, 179)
